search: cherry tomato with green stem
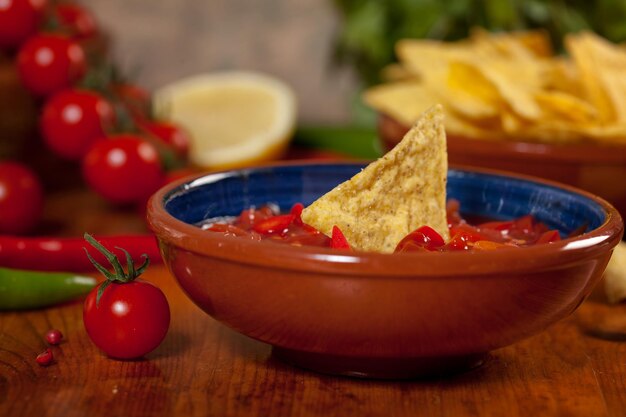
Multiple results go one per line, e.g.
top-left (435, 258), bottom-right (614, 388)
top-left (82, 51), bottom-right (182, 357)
top-left (82, 234), bottom-right (170, 359)
top-left (82, 135), bottom-right (165, 205)
top-left (41, 89), bottom-right (116, 160)
top-left (0, 162), bottom-right (44, 234)
top-left (17, 34), bottom-right (86, 96)
top-left (0, 0), bottom-right (47, 49)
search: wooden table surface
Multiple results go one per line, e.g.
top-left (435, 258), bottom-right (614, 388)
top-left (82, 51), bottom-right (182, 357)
top-left (1, 187), bottom-right (626, 417)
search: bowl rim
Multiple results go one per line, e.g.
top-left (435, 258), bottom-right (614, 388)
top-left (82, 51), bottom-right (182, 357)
top-left (147, 161), bottom-right (624, 278)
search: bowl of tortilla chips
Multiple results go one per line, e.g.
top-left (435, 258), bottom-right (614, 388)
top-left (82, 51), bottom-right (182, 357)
top-left (366, 29), bottom-right (626, 218)
top-left (148, 107), bottom-right (623, 379)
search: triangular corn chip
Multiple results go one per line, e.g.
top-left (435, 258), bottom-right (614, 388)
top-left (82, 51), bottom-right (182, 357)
top-left (566, 31), bottom-right (626, 124)
top-left (301, 105), bottom-right (449, 253)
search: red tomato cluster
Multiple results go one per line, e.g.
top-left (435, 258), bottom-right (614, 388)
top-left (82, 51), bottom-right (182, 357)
top-left (0, 0), bottom-right (192, 225)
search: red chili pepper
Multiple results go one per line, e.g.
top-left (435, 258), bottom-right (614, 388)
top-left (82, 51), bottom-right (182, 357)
top-left (253, 214), bottom-right (295, 235)
top-left (330, 225), bottom-right (351, 250)
top-left (0, 234), bottom-right (162, 272)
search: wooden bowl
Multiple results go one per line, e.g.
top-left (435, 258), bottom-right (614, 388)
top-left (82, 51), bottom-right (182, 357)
top-left (147, 162), bottom-right (622, 379)
top-left (379, 114), bottom-right (626, 220)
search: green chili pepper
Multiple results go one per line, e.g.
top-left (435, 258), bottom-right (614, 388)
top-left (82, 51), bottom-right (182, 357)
top-left (0, 267), bottom-right (96, 310)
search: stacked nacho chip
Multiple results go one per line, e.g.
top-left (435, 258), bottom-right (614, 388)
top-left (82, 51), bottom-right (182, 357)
top-left (365, 30), bottom-right (626, 144)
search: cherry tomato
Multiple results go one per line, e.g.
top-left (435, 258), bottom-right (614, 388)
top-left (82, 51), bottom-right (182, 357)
top-left (0, 0), bottom-right (47, 49)
top-left (139, 120), bottom-right (190, 158)
top-left (82, 135), bottom-right (165, 204)
top-left (41, 89), bottom-right (116, 160)
top-left (54, 3), bottom-right (98, 39)
top-left (83, 279), bottom-right (170, 359)
top-left (0, 162), bottom-right (43, 234)
top-left (17, 34), bottom-right (86, 96)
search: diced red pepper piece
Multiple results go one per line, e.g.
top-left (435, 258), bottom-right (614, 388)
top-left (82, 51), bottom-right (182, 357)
top-left (290, 203), bottom-right (304, 225)
top-left (512, 215), bottom-right (534, 234)
top-left (330, 225), bottom-right (351, 250)
top-left (536, 230), bottom-right (561, 244)
top-left (449, 223), bottom-right (485, 241)
top-left (290, 202), bottom-right (304, 217)
top-left (442, 232), bottom-right (475, 251)
top-left (395, 226), bottom-right (445, 252)
top-left (253, 214), bottom-right (296, 235)
top-left (479, 220), bottom-right (514, 232)
top-left (235, 206), bottom-right (275, 230)
top-left (302, 223), bottom-right (321, 235)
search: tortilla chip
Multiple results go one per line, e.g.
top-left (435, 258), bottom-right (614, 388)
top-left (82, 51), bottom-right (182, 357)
top-left (362, 82), bottom-right (502, 141)
top-left (540, 58), bottom-right (583, 96)
top-left (445, 60), bottom-right (501, 120)
top-left (604, 241), bottom-right (626, 303)
top-left (470, 28), bottom-right (553, 58)
top-left (363, 81), bottom-right (440, 126)
top-left (535, 91), bottom-right (597, 124)
top-left (301, 105), bottom-right (449, 253)
top-left (566, 31), bottom-right (626, 124)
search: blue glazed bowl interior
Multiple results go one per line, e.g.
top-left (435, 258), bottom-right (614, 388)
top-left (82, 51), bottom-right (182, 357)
top-left (163, 163), bottom-right (606, 236)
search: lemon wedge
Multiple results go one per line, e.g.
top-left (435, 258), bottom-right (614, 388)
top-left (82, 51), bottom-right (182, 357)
top-left (153, 71), bottom-right (297, 169)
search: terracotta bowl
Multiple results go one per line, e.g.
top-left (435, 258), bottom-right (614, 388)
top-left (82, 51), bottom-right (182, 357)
top-left (379, 114), bottom-right (626, 221)
top-left (147, 163), bottom-right (623, 379)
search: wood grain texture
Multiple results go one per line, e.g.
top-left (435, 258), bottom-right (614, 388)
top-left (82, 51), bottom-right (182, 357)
top-left (1, 190), bottom-right (626, 417)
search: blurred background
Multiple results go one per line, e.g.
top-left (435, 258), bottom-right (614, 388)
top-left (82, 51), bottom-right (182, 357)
top-left (87, 0), bottom-right (358, 124)
top-left (3, 0), bottom-right (626, 235)
top-left (87, 0), bottom-right (626, 124)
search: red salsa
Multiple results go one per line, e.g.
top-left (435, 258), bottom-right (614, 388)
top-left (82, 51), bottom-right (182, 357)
top-left (199, 200), bottom-right (563, 252)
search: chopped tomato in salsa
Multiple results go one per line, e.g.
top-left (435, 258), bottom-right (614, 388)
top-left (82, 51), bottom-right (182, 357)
top-left (199, 200), bottom-right (562, 252)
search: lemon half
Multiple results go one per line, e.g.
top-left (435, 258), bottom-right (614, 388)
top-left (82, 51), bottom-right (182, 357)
top-left (153, 71), bottom-right (297, 170)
